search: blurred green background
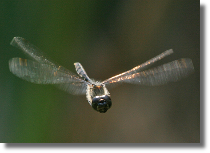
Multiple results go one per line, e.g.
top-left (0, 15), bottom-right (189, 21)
top-left (0, 0), bottom-right (199, 143)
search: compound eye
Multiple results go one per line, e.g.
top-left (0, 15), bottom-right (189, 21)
top-left (92, 95), bottom-right (112, 113)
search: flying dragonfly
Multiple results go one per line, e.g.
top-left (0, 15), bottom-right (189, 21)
top-left (9, 37), bottom-right (194, 113)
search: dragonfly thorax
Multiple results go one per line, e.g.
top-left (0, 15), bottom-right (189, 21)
top-left (86, 83), bottom-right (111, 113)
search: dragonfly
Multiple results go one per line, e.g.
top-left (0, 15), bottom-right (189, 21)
top-left (9, 37), bottom-right (194, 113)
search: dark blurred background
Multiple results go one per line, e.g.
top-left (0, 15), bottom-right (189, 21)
top-left (0, 0), bottom-right (199, 143)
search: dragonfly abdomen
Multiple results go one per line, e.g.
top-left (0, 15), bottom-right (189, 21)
top-left (74, 62), bottom-right (91, 82)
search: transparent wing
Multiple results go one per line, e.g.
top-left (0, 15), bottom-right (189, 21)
top-left (9, 37), bottom-right (87, 95)
top-left (56, 82), bottom-right (87, 95)
top-left (9, 58), bottom-right (86, 95)
top-left (103, 58), bottom-right (194, 87)
top-left (102, 49), bottom-right (173, 85)
top-left (10, 37), bottom-right (59, 65)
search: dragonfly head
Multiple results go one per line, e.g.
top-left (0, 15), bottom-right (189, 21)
top-left (92, 95), bottom-right (112, 113)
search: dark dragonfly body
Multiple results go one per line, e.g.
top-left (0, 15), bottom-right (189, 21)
top-left (74, 62), bottom-right (111, 112)
top-left (9, 37), bottom-right (194, 113)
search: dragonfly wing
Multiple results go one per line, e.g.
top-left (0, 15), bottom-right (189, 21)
top-left (56, 82), bottom-right (87, 95)
top-left (102, 49), bottom-right (173, 86)
top-left (9, 58), bottom-right (86, 95)
top-left (103, 58), bottom-right (194, 87)
top-left (10, 37), bottom-right (56, 65)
